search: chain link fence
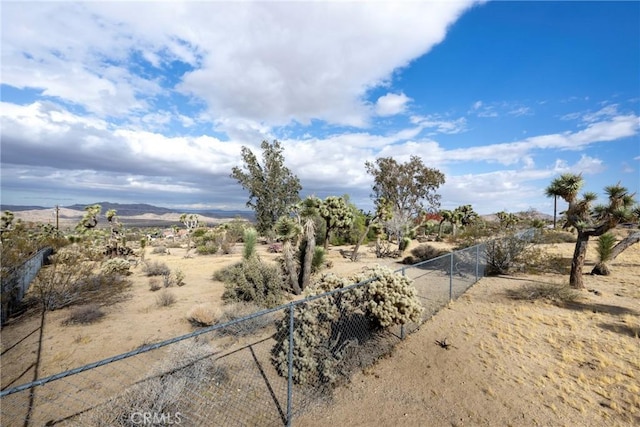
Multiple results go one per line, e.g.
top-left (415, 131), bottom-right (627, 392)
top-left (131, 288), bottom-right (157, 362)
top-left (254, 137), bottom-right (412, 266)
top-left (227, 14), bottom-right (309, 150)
top-left (1, 247), bottom-right (53, 325)
top-left (2, 241), bottom-right (490, 427)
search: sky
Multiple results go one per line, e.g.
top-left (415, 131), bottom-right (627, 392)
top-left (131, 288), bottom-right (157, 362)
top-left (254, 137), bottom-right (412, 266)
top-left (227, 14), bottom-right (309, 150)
top-left (1, 0), bottom-right (639, 216)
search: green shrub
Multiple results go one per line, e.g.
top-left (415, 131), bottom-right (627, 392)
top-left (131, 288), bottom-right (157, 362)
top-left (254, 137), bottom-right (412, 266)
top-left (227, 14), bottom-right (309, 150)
top-left (196, 242), bottom-right (219, 255)
top-left (399, 236), bottom-right (412, 252)
top-left (215, 258), bottom-right (285, 308)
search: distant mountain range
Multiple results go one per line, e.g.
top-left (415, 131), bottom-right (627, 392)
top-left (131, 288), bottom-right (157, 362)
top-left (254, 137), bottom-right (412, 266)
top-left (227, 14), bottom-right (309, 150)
top-left (1, 202), bottom-right (254, 220)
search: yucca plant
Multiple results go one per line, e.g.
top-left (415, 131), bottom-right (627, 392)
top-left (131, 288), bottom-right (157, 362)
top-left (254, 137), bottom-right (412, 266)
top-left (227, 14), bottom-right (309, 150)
top-left (592, 232), bottom-right (616, 276)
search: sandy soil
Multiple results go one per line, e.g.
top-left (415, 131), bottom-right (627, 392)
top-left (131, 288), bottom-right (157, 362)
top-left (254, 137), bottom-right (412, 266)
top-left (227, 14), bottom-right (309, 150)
top-left (1, 233), bottom-right (639, 427)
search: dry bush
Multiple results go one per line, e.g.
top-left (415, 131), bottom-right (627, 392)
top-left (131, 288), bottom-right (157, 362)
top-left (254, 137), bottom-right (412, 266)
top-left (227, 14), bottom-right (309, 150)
top-left (536, 230), bottom-right (577, 244)
top-left (506, 283), bottom-right (579, 304)
top-left (485, 234), bottom-right (535, 275)
top-left (151, 245), bottom-right (168, 255)
top-left (215, 302), bottom-right (275, 337)
top-left (62, 304), bottom-right (105, 325)
top-left (156, 290), bottom-right (176, 307)
top-left (78, 340), bottom-right (224, 426)
top-left (187, 304), bottom-right (220, 327)
top-left (149, 277), bottom-right (161, 292)
top-left (402, 244), bottom-right (449, 265)
top-left (143, 261), bottom-right (171, 277)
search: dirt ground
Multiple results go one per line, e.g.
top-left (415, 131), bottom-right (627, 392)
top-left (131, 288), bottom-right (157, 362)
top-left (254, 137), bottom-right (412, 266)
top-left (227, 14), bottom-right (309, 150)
top-left (1, 232), bottom-right (639, 426)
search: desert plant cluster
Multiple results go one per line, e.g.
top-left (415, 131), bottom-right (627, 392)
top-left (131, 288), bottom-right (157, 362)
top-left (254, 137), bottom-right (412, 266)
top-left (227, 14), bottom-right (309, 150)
top-left (1, 146), bottom-right (639, 426)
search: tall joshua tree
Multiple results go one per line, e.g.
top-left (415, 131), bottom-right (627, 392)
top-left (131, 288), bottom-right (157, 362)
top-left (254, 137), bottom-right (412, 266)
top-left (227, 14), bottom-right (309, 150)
top-left (318, 196), bottom-right (354, 249)
top-left (546, 174), bottom-right (637, 289)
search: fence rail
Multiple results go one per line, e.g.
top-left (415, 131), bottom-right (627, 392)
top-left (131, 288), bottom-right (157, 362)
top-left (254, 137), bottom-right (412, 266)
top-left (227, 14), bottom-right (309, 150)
top-left (1, 241), bottom-right (490, 427)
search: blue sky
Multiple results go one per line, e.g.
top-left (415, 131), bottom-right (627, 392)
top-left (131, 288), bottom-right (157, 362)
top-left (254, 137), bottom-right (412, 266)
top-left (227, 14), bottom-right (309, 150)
top-left (1, 1), bottom-right (638, 215)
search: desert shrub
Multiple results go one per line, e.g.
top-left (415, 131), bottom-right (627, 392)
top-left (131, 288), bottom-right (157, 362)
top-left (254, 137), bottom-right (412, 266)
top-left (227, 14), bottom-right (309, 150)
top-left (196, 242), bottom-right (219, 255)
top-left (215, 257), bottom-right (285, 308)
top-left (402, 244), bottom-right (449, 265)
top-left (174, 269), bottom-right (186, 286)
top-left (156, 290), bottom-right (176, 307)
top-left (162, 272), bottom-right (174, 287)
top-left (219, 240), bottom-right (234, 255)
top-left (151, 245), bottom-right (167, 255)
top-left (215, 302), bottom-right (276, 336)
top-left (101, 258), bottom-right (131, 276)
top-left (399, 236), bottom-right (412, 252)
top-left (186, 304), bottom-right (220, 327)
top-left (506, 282), bottom-right (579, 304)
top-left (536, 230), bottom-right (577, 244)
top-left (79, 340), bottom-right (224, 426)
top-left (485, 234), bottom-right (534, 276)
top-left (268, 243), bottom-right (282, 253)
top-left (243, 227), bottom-right (258, 260)
top-left (272, 267), bottom-right (422, 385)
top-left (31, 245), bottom-right (96, 310)
top-left (143, 261), bottom-right (170, 277)
top-left (62, 303), bottom-right (105, 325)
top-left (149, 277), bottom-right (161, 292)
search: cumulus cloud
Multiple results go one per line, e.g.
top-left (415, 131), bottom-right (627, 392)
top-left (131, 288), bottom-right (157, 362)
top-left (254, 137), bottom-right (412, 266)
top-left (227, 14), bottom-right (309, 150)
top-left (375, 93), bottom-right (412, 117)
top-left (1, 1), bottom-right (476, 130)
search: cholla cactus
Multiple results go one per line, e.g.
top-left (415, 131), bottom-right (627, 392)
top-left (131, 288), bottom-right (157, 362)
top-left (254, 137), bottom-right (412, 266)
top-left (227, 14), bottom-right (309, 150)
top-left (271, 273), bottom-right (356, 385)
top-left (272, 267), bottom-right (422, 385)
top-left (352, 265), bottom-right (423, 328)
top-left (101, 258), bottom-right (131, 275)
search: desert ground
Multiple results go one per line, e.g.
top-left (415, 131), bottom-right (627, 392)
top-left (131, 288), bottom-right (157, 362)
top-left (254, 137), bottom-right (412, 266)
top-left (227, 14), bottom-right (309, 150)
top-left (1, 231), bottom-right (639, 426)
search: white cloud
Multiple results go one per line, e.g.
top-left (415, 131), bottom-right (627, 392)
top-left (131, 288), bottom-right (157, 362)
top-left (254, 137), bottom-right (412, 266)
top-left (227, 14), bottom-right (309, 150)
top-left (375, 93), bottom-right (412, 117)
top-left (410, 115), bottom-right (467, 134)
top-left (1, 1), bottom-right (477, 130)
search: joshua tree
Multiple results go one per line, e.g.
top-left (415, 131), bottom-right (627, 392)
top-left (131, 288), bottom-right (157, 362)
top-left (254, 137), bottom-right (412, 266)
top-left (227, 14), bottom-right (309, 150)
top-left (438, 209), bottom-right (453, 239)
top-left (318, 196), bottom-right (354, 249)
top-left (547, 174), bottom-right (637, 288)
top-left (180, 214), bottom-right (199, 257)
top-left (76, 204), bottom-right (101, 232)
top-left (105, 209), bottom-right (123, 257)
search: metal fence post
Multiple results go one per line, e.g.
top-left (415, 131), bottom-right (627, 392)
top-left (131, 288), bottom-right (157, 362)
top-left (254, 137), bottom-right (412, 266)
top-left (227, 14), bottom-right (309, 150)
top-left (286, 304), bottom-right (295, 427)
top-left (400, 268), bottom-right (406, 340)
top-left (475, 244), bottom-right (479, 283)
top-left (449, 253), bottom-right (453, 301)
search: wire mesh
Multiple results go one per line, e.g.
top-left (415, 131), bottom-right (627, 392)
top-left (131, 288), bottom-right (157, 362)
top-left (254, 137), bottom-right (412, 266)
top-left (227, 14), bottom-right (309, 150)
top-left (1, 238), bottom-right (504, 426)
